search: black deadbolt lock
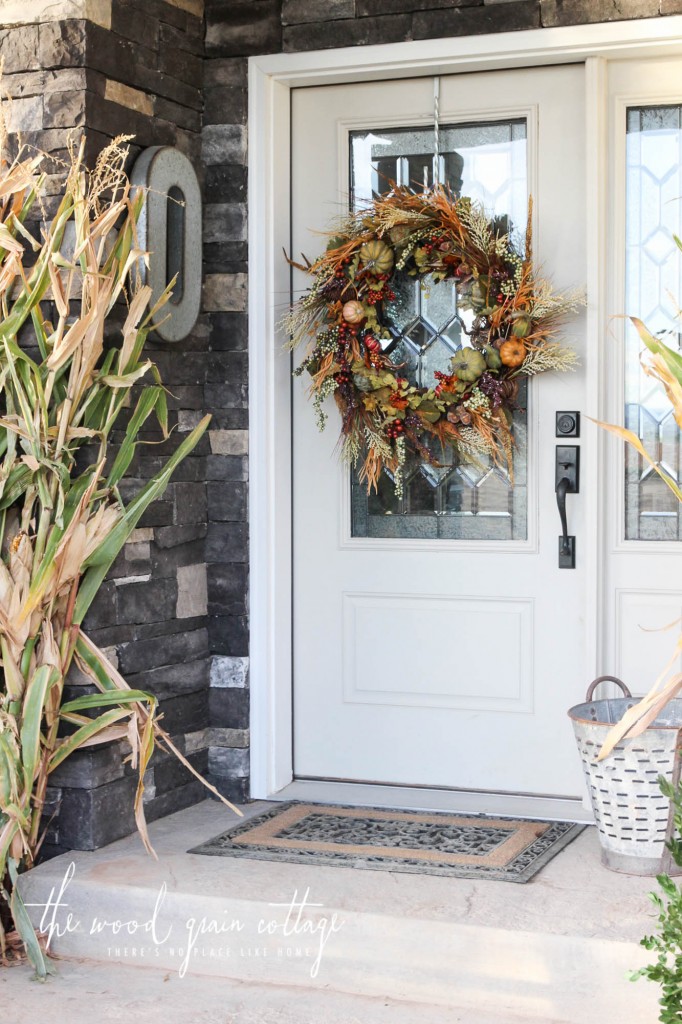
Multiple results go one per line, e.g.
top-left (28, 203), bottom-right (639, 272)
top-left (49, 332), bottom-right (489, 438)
top-left (556, 411), bottom-right (580, 438)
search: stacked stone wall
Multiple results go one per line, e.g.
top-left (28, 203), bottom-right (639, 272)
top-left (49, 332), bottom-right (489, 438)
top-left (2, 0), bottom-right (247, 854)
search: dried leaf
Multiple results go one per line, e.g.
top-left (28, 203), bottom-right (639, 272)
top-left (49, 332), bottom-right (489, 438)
top-left (598, 635), bottom-right (682, 760)
top-left (591, 417), bottom-right (682, 503)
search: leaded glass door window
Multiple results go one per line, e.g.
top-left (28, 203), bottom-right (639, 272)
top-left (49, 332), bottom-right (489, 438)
top-left (349, 120), bottom-right (528, 540)
top-left (624, 105), bottom-right (682, 540)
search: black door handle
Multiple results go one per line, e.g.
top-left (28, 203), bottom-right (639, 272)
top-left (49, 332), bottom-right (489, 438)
top-left (556, 476), bottom-right (571, 555)
top-left (555, 445), bottom-right (579, 569)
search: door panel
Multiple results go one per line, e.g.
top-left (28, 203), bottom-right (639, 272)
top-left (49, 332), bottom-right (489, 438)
top-left (605, 59), bottom-right (682, 693)
top-left (291, 66), bottom-right (587, 797)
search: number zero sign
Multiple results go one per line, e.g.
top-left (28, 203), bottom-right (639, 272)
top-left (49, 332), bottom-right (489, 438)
top-left (131, 146), bottom-right (202, 343)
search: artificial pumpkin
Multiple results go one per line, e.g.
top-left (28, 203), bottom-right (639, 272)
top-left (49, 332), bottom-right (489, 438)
top-left (450, 347), bottom-right (487, 383)
top-left (342, 300), bottom-right (366, 324)
top-left (482, 344), bottom-right (502, 370)
top-left (389, 224), bottom-right (411, 245)
top-left (512, 313), bottom-right (532, 338)
top-left (499, 339), bottom-right (527, 367)
top-left (470, 275), bottom-right (489, 312)
top-left (359, 239), bottom-right (393, 275)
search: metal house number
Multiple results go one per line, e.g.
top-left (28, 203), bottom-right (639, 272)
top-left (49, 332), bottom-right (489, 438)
top-left (131, 146), bottom-right (202, 343)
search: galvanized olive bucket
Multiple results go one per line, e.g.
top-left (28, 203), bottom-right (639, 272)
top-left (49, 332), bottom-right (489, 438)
top-left (569, 676), bottom-right (682, 875)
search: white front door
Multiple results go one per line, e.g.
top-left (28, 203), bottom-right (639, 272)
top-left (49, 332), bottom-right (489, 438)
top-left (291, 65), bottom-right (588, 804)
top-left (287, 56), bottom-right (682, 814)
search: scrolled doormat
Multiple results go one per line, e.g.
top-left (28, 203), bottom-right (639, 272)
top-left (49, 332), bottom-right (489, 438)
top-left (189, 802), bottom-right (584, 883)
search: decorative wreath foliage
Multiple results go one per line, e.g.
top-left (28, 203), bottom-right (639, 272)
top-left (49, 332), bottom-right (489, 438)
top-left (285, 185), bottom-right (581, 495)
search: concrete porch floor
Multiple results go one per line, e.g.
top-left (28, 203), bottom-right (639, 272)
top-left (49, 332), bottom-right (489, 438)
top-left (7, 799), bottom-right (663, 1023)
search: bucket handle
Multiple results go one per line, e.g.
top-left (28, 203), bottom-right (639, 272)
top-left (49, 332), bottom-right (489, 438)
top-left (585, 676), bottom-right (632, 702)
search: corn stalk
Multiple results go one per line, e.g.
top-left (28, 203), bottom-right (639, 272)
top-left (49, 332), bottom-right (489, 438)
top-left (0, 135), bottom-right (239, 978)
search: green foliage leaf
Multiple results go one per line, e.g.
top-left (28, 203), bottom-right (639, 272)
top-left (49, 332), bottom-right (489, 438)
top-left (19, 666), bottom-right (57, 791)
top-left (657, 874), bottom-right (679, 899)
top-left (631, 315), bottom-right (682, 387)
top-left (0, 463), bottom-right (31, 510)
top-left (73, 415), bottom-right (210, 624)
top-left (635, 779), bottom-right (682, 1019)
top-left (106, 387), bottom-right (166, 488)
top-left (7, 857), bottom-right (56, 980)
top-left (60, 690), bottom-right (156, 714)
top-left (49, 708), bottom-right (132, 772)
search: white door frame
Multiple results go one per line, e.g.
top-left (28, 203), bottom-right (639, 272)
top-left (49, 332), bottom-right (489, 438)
top-left (247, 17), bottom-right (682, 807)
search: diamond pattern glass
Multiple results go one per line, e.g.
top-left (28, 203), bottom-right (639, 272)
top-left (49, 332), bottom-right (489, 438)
top-left (624, 106), bottom-right (682, 541)
top-left (349, 119), bottom-right (528, 540)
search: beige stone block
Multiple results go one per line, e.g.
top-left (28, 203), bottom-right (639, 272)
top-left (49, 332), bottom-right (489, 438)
top-left (209, 429), bottom-right (248, 456)
top-left (176, 563), bottom-right (208, 619)
top-left (113, 573), bottom-right (151, 587)
top-left (84, 0), bottom-right (112, 25)
top-left (104, 79), bottom-right (154, 117)
top-left (130, 528), bottom-right (154, 543)
top-left (184, 727), bottom-right (211, 754)
top-left (0, 0), bottom-right (112, 27)
top-left (202, 273), bottom-right (247, 312)
top-left (5, 95), bottom-right (43, 133)
top-left (163, 0), bottom-right (204, 17)
top-left (101, 646), bottom-right (119, 670)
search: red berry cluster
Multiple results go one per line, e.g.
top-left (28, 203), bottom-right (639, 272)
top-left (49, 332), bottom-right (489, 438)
top-left (385, 420), bottom-right (405, 440)
top-left (420, 233), bottom-right (448, 256)
top-left (363, 273), bottom-right (395, 307)
top-left (337, 323), bottom-right (358, 347)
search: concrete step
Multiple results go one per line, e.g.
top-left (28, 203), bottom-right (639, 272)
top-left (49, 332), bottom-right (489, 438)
top-left (0, 957), bottom-right (586, 1024)
top-left (16, 799), bottom-right (661, 1023)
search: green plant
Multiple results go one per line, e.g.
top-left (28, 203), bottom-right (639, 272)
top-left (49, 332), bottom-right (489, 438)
top-left (632, 775), bottom-right (682, 1022)
top-left (0, 135), bottom-right (238, 978)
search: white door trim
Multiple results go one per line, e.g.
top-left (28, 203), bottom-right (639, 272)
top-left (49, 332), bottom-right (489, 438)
top-left (248, 17), bottom-right (682, 803)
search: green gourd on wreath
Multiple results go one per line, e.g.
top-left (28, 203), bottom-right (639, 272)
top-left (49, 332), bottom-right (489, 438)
top-left (359, 240), bottom-right (393, 275)
top-left (450, 347), bottom-right (487, 383)
top-left (482, 344), bottom-right (502, 370)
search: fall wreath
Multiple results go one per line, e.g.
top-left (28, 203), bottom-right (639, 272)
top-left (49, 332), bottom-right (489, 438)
top-left (285, 185), bottom-right (581, 495)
